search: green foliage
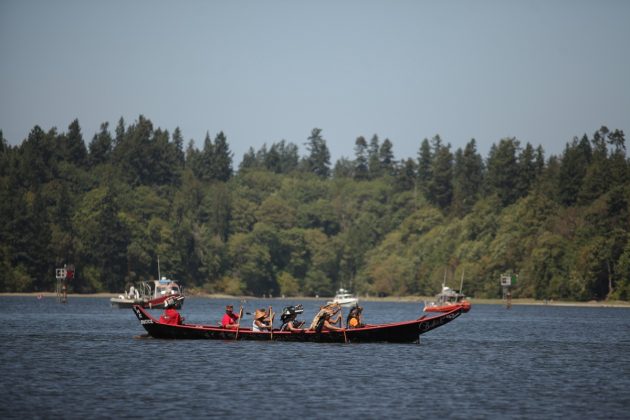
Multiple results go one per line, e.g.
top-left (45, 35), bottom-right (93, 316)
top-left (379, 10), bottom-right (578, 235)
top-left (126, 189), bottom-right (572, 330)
top-left (1, 118), bottom-right (628, 303)
top-left (303, 128), bottom-right (331, 178)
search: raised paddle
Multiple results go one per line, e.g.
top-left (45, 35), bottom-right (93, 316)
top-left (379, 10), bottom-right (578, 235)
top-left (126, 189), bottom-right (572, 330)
top-left (268, 306), bottom-right (275, 340)
top-left (234, 305), bottom-right (244, 340)
top-left (340, 307), bottom-right (348, 344)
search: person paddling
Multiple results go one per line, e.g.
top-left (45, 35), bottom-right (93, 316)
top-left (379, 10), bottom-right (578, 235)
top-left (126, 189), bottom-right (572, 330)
top-left (280, 304), bottom-right (305, 332)
top-left (159, 297), bottom-right (184, 325)
top-left (221, 304), bottom-right (240, 329)
top-left (252, 308), bottom-right (273, 332)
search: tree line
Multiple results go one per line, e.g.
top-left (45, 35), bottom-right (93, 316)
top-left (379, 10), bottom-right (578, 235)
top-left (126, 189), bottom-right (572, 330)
top-left (0, 116), bottom-right (628, 301)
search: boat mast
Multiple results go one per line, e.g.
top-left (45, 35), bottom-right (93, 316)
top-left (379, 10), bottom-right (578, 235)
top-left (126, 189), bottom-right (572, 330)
top-left (157, 255), bottom-right (161, 280)
top-left (459, 268), bottom-right (465, 294)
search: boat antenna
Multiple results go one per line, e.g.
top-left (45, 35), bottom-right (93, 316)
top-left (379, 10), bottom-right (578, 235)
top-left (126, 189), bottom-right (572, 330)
top-left (459, 268), bottom-right (465, 294)
top-left (157, 255), bottom-right (161, 280)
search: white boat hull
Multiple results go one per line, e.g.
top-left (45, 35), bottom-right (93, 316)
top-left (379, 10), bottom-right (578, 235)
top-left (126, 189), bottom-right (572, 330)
top-left (327, 297), bottom-right (359, 307)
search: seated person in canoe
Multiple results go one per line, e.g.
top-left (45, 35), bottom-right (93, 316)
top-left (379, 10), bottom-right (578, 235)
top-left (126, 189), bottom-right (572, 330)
top-left (252, 308), bottom-right (273, 332)
top-left (279, 304), bottom-right (305, 333)
top-left (159, 297), bottom-right (184, 325)
top-left (346, 305), bottom-right (364, 329)
top-left (309, 303), bottom-right (343, 332)
top-left (221, 304), bottom-right (240, 329)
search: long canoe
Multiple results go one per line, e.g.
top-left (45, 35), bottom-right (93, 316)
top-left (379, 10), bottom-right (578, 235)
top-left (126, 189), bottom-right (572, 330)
top-left (133, 305), bottom-right (462, 344)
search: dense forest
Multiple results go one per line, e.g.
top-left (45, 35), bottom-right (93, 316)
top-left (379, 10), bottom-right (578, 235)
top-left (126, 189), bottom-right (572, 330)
top-left (1, 116), bottom-right (628, 301)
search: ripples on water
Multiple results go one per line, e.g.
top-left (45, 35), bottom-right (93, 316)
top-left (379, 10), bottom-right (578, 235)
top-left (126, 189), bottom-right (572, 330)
top-left (1, 297), bottom-right (629, 419)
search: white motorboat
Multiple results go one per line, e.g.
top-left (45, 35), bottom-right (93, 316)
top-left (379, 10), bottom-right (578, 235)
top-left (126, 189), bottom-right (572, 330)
top-left (327, 288), bottom-right (359, 307)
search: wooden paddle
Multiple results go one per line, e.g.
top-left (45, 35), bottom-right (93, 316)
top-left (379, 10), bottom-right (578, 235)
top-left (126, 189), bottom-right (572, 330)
top-left (268, 306), bottom-right (275, 340)
top-left (234, 305), bottom-right (244, 340)
top-left (340, 308), bottom-right (348, 344)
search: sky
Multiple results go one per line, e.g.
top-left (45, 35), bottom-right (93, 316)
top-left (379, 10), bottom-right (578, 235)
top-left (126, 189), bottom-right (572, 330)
top-left (1, 0), bottom-right (629, 166)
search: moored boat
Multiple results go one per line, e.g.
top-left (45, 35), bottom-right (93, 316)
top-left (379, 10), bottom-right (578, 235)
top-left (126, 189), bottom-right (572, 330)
top-left (132, 305), bottom-right (462, 343)
top-left (111, 278), bottom-right (185, 309)
top-left (327, 288), bottom-right (359, 307)
top-left (424, 285), bottom-right (471, 313)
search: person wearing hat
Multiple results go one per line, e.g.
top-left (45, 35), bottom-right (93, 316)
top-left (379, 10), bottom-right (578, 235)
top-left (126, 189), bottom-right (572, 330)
top-left (280, 304), bottom-right (305, 332)
top-left (221, 304), bottom-right (240, 329)
top-left (309, 303), bottom-right (342, 331)
top-left (159, 297), bottom-right (183, 325)
top-left (252, 308), bottom-right (272, 332)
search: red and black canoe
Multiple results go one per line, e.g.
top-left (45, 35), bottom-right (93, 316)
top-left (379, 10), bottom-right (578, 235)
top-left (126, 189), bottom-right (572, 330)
top-left (132, 305), bottom-right (462, 344)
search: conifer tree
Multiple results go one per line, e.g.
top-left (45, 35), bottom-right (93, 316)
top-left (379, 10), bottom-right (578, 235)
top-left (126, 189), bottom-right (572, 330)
top-left (368, 134), bottom-right (381, 178)
top-left (353, 136), bottom-right (368, 180)
top-left (65, 119), bottom-right (87, 167)
top-left (88, 122), bottom-right (112, 167)
top-left (417, 138), bottom-right (432, 196)
top-left (379, 138), bottom-right (395, 176)
top-left (212, 131), bottom-right (233, 181)
top-left (304, 128), bottom-right (330, 178)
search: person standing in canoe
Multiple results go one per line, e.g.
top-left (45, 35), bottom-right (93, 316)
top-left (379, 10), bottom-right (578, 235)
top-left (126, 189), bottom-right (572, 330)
top-left (221, 304), bottom-right (240, 329)
top-left (159, 297), bottom-right (184, 325)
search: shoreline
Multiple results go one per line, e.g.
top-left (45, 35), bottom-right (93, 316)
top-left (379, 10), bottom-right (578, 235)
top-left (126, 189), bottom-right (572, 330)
top-left (2, 292), bottom-right (629, 308)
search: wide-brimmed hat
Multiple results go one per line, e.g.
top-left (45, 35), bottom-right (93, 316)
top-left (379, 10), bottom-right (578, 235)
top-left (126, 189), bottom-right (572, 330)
top-left (254, 308), bottom-right (268, 320)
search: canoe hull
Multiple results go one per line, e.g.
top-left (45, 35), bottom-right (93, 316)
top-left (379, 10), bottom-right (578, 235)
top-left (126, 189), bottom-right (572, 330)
top-left (132, 305), bottom-right (461, 344)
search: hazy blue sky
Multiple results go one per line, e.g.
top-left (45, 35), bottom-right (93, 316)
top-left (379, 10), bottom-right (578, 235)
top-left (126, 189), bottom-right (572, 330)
top-left (1, 0), bottom-right (629, 165)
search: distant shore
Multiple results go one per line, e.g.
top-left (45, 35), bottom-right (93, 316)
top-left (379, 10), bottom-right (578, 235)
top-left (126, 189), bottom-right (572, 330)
top-left (2, 292), bottom-right (629, 308)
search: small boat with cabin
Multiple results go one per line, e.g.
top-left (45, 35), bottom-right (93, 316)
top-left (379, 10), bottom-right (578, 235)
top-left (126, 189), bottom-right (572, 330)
top-left (327, 288), bottom-right (359, 307)
top-left (110, 277), bottom-right (185, 309)
top-left (424, 284), bottom-right (471, 313)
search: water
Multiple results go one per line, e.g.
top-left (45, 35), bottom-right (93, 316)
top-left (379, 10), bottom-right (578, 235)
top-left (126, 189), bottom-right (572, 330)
top-left (1, 296), bottom-right (629, 419)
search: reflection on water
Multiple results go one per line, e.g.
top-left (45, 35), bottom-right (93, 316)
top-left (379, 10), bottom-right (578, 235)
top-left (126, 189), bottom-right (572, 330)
top-left (1, 297), bottom-right (629, 418)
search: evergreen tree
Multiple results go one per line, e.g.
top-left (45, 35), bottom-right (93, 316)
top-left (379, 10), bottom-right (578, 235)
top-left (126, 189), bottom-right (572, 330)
top-left (265, 143), bottom-right (282, 173)
top-left (186, 139), bottom-right (201, 171)
top-left (196, 132), bottom-right (214, 181)
top-left (427, 140), bottom-right (453, 210)
top-left (534, 145), bottom-right (546, 176)
top-left (212, 131), bottom-right (233, 181)
top-left (114, 117), bottom-right (125, 148)
top-left (19, 125), bottom-right (55, 188)
top-left (172, 127), bottom-right (186, 167)
top-left (396, 158), bottom-right (417, 192)
top-left (558, 136), bottom-right (590, 206)
top-left (486, 138), bottom-right (520, 206)
top-left (517, 142), bottom-right (537, 197)
top-left (303, 128), bottom-right (330, 178)
top-left (64, 119), bottom-right (88, 167)
top-left (368, 134), bottom-right (381, 178)
top-left (88, 122), bottom-right (112, 167)
top-left (239, 147), bottom-right (257, 171)
top-left (353, 136), bottom-right (369, 180)
top-left (579, 127), bottom-right (610, 203)
top-left (417, 138), bottom-right (432, 196)
top-left (452, 139), bottom-right (483, 215)
top-left (275, 141), bottom-right (299, 173)
top-left (379, 138), bottom-right (395, 176)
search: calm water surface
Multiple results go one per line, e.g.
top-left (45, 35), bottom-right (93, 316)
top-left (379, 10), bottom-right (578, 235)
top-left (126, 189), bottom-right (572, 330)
top-left (1, 296), bottom-right (629, 419)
